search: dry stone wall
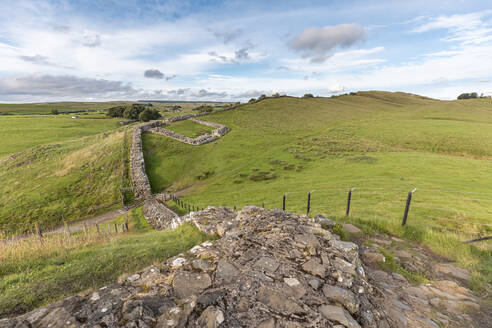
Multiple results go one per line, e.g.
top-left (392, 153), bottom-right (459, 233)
top-left (129, 121), bottom-right (161, 199)
top-left (147, 117), bottom-right (230, 146)
top-left (148, 127), bottom-right (219, 146)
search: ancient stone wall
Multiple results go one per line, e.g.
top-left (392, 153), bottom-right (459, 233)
top-left (142, 198), bottom-right (178, 229)
top-left (147, 127), bottom-right (218, 146)
top-left (5, 206), bottom-right (390, 328)
top-left (129, 124), bottom-right (152, 199)
top-left (147, 118), bottom-right (229, 146)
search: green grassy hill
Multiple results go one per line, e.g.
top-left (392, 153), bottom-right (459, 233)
top-left (143, 91), bottom-right (492, 292)
top-left (0, 129), bottom-right (131, 234)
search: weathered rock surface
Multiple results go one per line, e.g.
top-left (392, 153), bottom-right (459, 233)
top-left (3, 206), bottom-right (488, 327)
top-left (3, 207), bottom-right (392, 327)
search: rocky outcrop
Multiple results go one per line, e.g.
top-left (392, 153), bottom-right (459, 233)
top-left (3, 206), bottom-right (390, 328)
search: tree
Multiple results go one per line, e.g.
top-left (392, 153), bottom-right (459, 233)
top-left (248, 98), bottom-right (256, 103)
top-left (303, 93), bottom-right (314, 98)
top-left (272, 93), bottom-right (280, 97)
top-left (138, 108), bottom-right (161, 122)
top-left (457, 92), bottom-right (479, 100)
top-left (259, 94), bottom-right (266, 100)
top-left (107, 106), bottom-right (126, 117)
top-left (51, 109), bottom-right (59, 115)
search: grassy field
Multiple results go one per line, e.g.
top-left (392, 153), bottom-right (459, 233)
top-left (164, 119), bottom-right (215, 138)
top-left (0, 101), bottom-right (230, 116)
top-left (0, 128), bottom-right (132, 234)
top-left (0, 114), bottom-right (122, 157)
top-left (0, 207), bottom-right (212, 317)
top-left (0, 102), bottom-right (130, 115)
top-left (143, 92), bottom-right (492, 293)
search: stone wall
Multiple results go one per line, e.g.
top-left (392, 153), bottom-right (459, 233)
top-left (148, 127), bottom-right (218, 146)
top-left (129, 124), bottom-right (152, 199)
top-left (4, 206), bottom-right (391, 328)
top-left (142, 198), bottom-right (178, 229)
top-left (147, 118), bottom-right (229, 146)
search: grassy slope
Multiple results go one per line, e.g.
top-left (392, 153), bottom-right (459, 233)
top-left (143, 92), bottom-right (492, 291)
top-left (0, 129), bottom-right (131, 234)
top-left (165, 119), bottom-right (215, 138)
top-left (0, 115), bottom-right (121, 157)
top-left (0, 207), bottom-right (212, 317)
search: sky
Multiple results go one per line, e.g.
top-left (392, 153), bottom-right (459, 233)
top-left (0, 0), bottom-right (491, 102)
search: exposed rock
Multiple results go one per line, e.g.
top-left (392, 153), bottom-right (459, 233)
top-left (314, 214), bottom-right (336, 228)
top-left (322, 285), bottom-right (359, 314)
top-left (172, 272), bottom-right (212, 298)
top-left (197, 306), bottom-right (224, 328)
top-left (301, 258), bottom-right (325, 277)
top-left (319, 304), bottom-right (361, 328)
top-left (342, 224), bottom-right (362, 234)
top-left (5, 206), bottom-right (486, 328)
top-left (433, 263), bottom-right (471, 281)
top-left (362, 252), bottom-right (385, 265)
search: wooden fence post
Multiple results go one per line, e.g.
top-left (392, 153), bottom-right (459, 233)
top-left (35, 222), bottom-right (43, 240)
top-left (346, 188), bottom-right (355, 216)
top-left (307, 192), bottom-right (311, 215)
top-left (282, 194), bottom-right (286, 211)
top-left (114, 223), bottom-right (118, 233)
top-left (83, 223), bottom-right (88, 235)
top-left (96, 223), bottom-right (100, 234)
top-left (402, 188), bottom-right (417, 226)
top-left (64, 222), bottom-right (71, 237)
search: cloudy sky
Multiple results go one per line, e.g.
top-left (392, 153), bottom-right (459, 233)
top-left (0, 0), bottom-right (491, 102)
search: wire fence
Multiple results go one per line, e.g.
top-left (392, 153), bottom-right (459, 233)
top-left (169, 185), bottom-right (492, 244)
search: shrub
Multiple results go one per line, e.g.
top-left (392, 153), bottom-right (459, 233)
top-left (272, 93), bottom-right (280, 97)
top-left (51, 109), bottom-right (59, 115)
top-left (457, 92), bottom-right (478, 100)
top-left (138, 108), bottom-right (161, 122)
top-left (248, 98), bottom-right (256, 103)
top-left (192, 105), bottom-right (213, 113)
top-left (107, 106), bottom-right (126, 118)
top-left (303, 93), bottom-right (314, 98)
top-left (248, 171), bottom-right (276, 181)
top-left (259, 94), bottom-right (266, 100)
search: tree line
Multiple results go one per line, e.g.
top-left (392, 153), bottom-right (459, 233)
top-left (106, 104), bottom-right (161, 122)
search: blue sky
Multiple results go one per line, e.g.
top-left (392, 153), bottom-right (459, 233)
top-left (0, 0), bottom-right (491, 102)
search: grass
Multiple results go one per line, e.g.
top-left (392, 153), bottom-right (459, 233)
top-left (142, 92), bottom-right (492, 293)
top-left (0, 207), bottom-right (212, 317)
top-left (0, 114), bottom-right (122, 157)
top-left (165, 119), bottom-right (215, 138)
top-left (0, 128), bottom-right (132, 234)
top-left (0, 102), bottom-right (129, 115)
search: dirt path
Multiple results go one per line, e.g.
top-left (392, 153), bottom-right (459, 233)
top-left (46, 208), bottom-right (126, 235)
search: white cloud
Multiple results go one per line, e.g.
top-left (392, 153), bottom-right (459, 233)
top-left (412, 11), bottom-right (492, 45)
top-left (289, 24), bottom-right (366, 62)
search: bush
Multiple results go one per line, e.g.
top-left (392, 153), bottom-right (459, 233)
top-left (248, 171), bottom-right (276, 181)
top-left (107, 106), bottom-right (126, 117)
top-left (303, 93), bottom-right (314, 98)
top-left (457, 92), bottom-right (478, 100)
top-left (272, 93), bottom-right (280, 97)
top-left (51, 109), bottom-right (59, 115)
top-left (259, 94), bottom-right (266, 100)
top-left (248, 98), bottom-right (256, 103)
top-left (138, 108), bottom-right (161, 122)
top-left (192, 105), bottom-right (213, 113)
top-left (108, 104), bottom-right (150, 119)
